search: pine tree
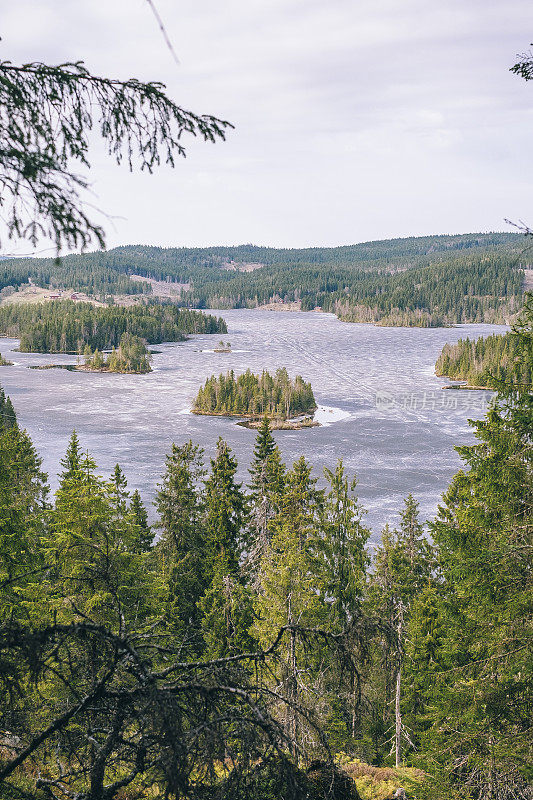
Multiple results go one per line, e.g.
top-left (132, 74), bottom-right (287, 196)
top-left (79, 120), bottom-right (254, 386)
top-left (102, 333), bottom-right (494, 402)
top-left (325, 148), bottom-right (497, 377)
top-left (367, 497), bottom-right (433, 767)
top-left (419, 302), bottom-right (533, 796)
top-left (203, 437), bottom-right (246, 580)
top-left (130, 489), bottom-right (152, 552)
top-left (253, 457), bottom-right (325, 755)
top-left (198, 439), bottom-right (248, 658)
top-left (155, 441), bottom-right (206, 652)
top-left (60, 430), bottom-right (82, 483)
top-left (246, 415), bottom-right (286, 588)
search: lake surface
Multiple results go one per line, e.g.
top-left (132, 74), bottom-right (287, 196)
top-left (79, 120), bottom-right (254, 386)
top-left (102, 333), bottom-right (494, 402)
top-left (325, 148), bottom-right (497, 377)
top-left (0, 310), bottom-right (506, 539)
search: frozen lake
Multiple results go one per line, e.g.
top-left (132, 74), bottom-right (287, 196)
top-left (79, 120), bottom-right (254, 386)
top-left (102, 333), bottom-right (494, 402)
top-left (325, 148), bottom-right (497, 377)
top-left (0, 309), bottom-right (505, 539)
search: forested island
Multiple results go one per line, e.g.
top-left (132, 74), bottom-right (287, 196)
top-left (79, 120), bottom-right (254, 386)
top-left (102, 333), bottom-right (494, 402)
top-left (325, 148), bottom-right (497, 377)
top-left (0, 299), bottom-right (226, 353)
top-left (81, 333), bottom-right (152, 373)
top-left (0, 353), bottom-right (13, 366)
top-left (0, 298), bottom-right (531, 800)
top-left (192, 368), bottom-right (317, 427)
top-left (435, 330), bottom-right (532, 388)
top-left (1, 232), bottom-right (527, 326)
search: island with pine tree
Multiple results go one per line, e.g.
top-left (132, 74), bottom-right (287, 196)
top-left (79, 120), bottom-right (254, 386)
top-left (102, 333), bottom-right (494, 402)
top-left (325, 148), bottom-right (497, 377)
top-left (214, 340), bottom-right (232, 353)
top-left (192, 367), bottom-right (319, 428)
top-left (80, 333), bottom-right (152, 374)
top-left (0, 353), bottom-right (13, 366)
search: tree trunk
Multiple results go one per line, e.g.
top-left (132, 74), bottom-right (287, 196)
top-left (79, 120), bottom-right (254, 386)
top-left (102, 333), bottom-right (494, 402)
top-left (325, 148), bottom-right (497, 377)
top-left (288, 625), bottom-right (298, 758)
top-left (395, 602), bottom-right (404, 768)
top-left (395, 666), bottom-right (402, 768)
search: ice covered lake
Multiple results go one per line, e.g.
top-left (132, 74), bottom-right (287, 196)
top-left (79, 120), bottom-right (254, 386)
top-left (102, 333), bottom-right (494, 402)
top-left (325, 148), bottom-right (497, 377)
top-left (0, 309), bottom-right (505, 538)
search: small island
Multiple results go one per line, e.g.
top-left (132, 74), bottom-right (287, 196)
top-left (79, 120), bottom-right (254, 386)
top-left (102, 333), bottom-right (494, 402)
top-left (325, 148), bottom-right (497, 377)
top-left (0, 353), bottom-right (14, 366)
top-left (192, 367), bottom-right (318, 428)
top-left (81, 333), bottom-right (152, 374)
top-left (214, 340), bottom-right (232, 353)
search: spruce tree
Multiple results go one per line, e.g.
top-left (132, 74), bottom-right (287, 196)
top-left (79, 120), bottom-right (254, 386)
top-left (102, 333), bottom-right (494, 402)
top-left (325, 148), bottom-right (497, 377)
top-left (59, 430), bottom-right (82, 483)
top-left (130, 488), bottom-right (152, 552)
top-left (320, 461), bottom-right (370, 630)
top-left (253, 457), bottom-right (325, 755)
top-left (111, 463), bottom-right (129, 515)
top-left (199, 439), bottom-right (249, 658)
top-left (318, 461), bottom-right (371, 744)
top-left (155, 441), bottom-right (206, 652)
top-left (0, 416), bottom-right (48, 622)
top-left (367, 498), bottom-right (433, 767)
top-left (199, 566), bottom-right (255, 658)
top-left (246, 415), bottom-right (286, 588)
top-left (418, 301), bottom-right (533, 796)
top-left (203, 437), bottom-right (246, 580)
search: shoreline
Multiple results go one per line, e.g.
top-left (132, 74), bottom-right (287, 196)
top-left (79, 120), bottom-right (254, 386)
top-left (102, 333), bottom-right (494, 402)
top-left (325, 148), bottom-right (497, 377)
top-left (237, 417), bottom-right (319, 430)
top-left (29, 364), bottom-right (151, 375)
top-left (442, 383), bottom-right (495, 391)
top-left (191, 407), bottom-right (320, 429)
top-left (191, 405), bottom-right (317, 419)
top-left (437, 371), bottom-right (496, 391)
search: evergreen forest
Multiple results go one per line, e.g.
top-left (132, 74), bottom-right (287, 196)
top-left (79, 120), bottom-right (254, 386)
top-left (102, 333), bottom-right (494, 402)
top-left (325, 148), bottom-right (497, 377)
top-left (435, 329), bottom-right (533, 388)
top-left (0, 299), bottom-right (531, 800)
top-left (83, 333), bottom-right (152, 374)
top-left (192, 368), bottom-right (317, 418)
top-left (1, 232), bottom-right (527, 326)
top-left (0, 300), bottom-right (226, 353)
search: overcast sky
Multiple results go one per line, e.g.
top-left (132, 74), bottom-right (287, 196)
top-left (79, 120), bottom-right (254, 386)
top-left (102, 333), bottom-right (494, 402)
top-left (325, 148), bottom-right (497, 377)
top-left (3, 0), bottom-right (533, 250)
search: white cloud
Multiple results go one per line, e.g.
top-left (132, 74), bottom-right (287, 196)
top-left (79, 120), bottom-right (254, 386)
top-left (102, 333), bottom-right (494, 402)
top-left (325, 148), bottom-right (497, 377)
top-left (2, 0), bottom-right (532, 249)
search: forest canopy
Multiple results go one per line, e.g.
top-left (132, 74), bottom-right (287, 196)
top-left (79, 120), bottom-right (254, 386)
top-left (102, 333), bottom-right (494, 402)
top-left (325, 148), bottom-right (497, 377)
top-left (192, 368), bottom-right (317, 419)
top-left (435, 330), bottom-right (533, 388)
top-left (83, 333), bottom-right (152, 374)
top-left (0, 299), bottom-right (226, 353)
top-left (0, 296), bottom-right (531, 799)
top-left (1, 232), bottom-right (526, 326)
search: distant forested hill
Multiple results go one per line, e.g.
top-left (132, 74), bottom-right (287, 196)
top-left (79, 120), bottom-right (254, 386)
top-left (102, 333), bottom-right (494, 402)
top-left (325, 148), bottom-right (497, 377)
top-left (1, 232), bottom-right (527, 325)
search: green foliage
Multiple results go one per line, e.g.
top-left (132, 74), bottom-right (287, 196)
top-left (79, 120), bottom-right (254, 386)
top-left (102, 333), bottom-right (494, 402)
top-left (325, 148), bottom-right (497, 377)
top-left (409, 299), bottom-right (533, 797)
top-left (0, 386), bottom-right (17, 429)
top-left (320, 462), bottom-right (370, 630)
top-left (436, 330), bottom-right (532, 388)
top-left (0, 59), bottom-right (230, 252)
top-left (245, 416), bottom-right (286, 587)
top-left (129, 489), bottom-right (152, 553)
top-left (155, 440), bottom-right (207, 651)
top-left (2, 232), bottom-right (524, 325)
top-left (1, 233), bottom-right (524, 326)
top-left (0, 294), bottom-right (530, 798)
top-left (85, 332), bottom-right (152, 373)
top-left (0, 298), bottom-right (226, 353)
top-left (193, 367), bottom-right (316, 418)
top-left (203, 438), bottom-right (246, 580)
